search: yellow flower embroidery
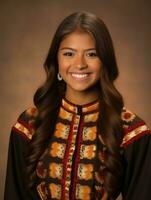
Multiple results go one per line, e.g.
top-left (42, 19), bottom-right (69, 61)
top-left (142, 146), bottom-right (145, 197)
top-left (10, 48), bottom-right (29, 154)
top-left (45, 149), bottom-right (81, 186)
top-left (50, 142), bottom-right (66, 158)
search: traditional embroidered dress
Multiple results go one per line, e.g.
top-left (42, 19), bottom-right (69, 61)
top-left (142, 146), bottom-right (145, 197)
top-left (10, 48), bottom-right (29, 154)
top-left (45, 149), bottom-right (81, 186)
top-left (4, 99), bottom-right (151, 200)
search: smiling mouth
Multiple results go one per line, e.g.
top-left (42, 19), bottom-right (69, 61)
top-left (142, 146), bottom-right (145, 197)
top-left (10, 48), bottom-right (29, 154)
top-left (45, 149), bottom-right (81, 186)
top-left (71, 73), bottom-right (90, 79)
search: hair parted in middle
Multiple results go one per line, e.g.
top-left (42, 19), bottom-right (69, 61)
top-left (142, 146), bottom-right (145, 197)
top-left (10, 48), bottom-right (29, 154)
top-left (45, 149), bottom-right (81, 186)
top-left (27, 11), bottom-right (124, 199)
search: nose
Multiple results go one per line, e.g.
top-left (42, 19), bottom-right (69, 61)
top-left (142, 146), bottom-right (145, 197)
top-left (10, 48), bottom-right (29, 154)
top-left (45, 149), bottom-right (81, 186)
top-left (74, 54), bottom-right (87, 69)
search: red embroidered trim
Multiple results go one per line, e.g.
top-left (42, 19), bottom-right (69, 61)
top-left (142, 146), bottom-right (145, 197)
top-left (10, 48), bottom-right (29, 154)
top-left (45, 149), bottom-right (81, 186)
top-left (37, 182), bottom-right (48, 200)
top-left (71, 117), bottom-right (84, 200)
top-left (62, 98), bottom-right (99, 114)
top-left (61, 115), bottom-right (76, 200)
top-left (18, 119), bottom-right (35, 131)
top-left (123, 121), bottom-right (146, 134)
top-left (122, 130), bottom-right (151, 147)
top-left (12, 119), bottom-right (35, 140)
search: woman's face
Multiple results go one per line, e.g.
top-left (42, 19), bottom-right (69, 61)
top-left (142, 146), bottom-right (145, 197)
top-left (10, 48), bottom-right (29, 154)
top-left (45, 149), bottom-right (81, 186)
top-left (57, 30), bottom-right (102, 97)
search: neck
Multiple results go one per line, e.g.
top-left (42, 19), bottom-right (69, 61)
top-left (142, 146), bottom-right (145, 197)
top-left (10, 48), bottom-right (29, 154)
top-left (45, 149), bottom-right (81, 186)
top-left (65, 89), bottom-right (99, 105)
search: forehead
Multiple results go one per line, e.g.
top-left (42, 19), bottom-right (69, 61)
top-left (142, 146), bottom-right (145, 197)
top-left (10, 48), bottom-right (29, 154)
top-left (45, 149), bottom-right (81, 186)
top-left (59, 30), bottom-right (96, 49)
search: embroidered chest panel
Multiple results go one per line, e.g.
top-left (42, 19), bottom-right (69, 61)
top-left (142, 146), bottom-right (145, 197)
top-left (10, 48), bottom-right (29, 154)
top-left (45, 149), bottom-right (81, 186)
top-left (36, 100), bottom-right (104, 200)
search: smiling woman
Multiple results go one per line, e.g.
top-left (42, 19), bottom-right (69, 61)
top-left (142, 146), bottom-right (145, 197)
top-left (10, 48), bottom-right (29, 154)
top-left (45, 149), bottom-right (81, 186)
top-left (4, 11), bottom-right (151, 200)
top-left (58, 30), bottom-right (102, 104)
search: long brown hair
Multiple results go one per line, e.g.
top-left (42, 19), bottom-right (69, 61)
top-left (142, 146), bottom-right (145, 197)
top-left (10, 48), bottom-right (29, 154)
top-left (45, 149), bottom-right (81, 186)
top-left (27, 11), bottom-right (124, 199)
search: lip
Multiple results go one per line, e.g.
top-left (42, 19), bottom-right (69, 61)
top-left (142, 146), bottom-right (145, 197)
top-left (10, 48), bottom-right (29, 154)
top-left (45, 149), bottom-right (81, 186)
top-left (70, 72), bottom-right (91, 80)
top-left (69, 72), bottom-right (92, 75)
top-left (69, 71), bottom-right (91, 74)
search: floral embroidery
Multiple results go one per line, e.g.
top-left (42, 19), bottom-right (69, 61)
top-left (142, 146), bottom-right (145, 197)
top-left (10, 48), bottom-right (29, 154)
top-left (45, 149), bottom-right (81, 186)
top-left (59, 107), bottom-right (73, 121)
top-left (54, 122), bottom-right (70, 139)
top-left (121, 110), bottom-right (136, 122)
top-left (78, 164), bottom-right (93, 180)
top-left (84, 112), bottom-right (99, 123)
top-left (50, 142), bottom-right (66, 158)
top-left (62, 98), bottom-right (78, 113)
top-left (49, 183), bottom-right (62, 199)
top-left (49, 163), bottom-right (63, 179)
top-left (82, 126), bottom-right (97, 141)
top-left (80, 145), bottom-right (96, 159)
top-left (76, 184), bottom-right (91, 200)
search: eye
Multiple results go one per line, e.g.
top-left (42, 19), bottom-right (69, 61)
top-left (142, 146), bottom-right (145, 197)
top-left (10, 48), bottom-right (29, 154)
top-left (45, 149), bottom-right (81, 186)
top-left (86, 51), bottom-right (98, 58)
top-left (63, 51), bottom-right (74, 57)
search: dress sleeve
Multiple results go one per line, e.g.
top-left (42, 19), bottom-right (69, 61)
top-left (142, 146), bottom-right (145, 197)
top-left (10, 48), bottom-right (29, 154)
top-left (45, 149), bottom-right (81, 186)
top-left (121, 109), bottom-right (151, 199)
top-left (4, 107), bottom-right (39, 200)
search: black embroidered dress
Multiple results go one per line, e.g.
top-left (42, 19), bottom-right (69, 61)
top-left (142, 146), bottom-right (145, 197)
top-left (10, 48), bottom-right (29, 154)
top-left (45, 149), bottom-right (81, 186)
top-left (4, 99), bottom-right (151, 199)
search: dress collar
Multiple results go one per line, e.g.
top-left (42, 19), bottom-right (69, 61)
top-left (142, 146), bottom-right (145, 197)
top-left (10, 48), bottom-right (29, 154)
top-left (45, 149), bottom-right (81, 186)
top-left (61, 98), bottom-right (99, 114)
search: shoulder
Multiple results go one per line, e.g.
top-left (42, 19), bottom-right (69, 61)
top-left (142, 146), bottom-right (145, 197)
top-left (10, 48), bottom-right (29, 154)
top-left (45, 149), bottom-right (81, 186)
top-left (121, 108), bottom-right (151, 147)
top-left (12, 107), bottom-right (38, 141)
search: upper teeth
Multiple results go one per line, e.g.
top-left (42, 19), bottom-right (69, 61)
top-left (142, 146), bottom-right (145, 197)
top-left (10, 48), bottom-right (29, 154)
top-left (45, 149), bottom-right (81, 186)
top-left (71, 74), bottom-right (88, 78)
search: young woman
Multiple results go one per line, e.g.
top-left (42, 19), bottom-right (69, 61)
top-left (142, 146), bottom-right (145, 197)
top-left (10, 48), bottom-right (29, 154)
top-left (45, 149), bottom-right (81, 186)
top-left (4, 11), bottom-right (151, 200)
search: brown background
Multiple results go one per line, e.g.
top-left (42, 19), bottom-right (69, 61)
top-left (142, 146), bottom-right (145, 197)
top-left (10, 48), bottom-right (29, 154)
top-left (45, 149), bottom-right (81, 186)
top-left (0, 0), bottom-right (151, 199)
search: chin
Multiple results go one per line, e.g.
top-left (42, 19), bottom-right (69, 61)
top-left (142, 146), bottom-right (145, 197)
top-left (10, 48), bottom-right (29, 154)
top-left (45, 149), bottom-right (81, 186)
top-left (71, 85), bottom-right (97, 93)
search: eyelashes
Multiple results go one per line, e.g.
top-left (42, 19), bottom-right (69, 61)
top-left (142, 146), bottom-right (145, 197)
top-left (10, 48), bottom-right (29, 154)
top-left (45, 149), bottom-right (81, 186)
top-left (63, 52), bottom-right (74, 56)
top-left (62, 51), bottom-right (98, 58)
top-left (85, 52), bottom-right (98, 57)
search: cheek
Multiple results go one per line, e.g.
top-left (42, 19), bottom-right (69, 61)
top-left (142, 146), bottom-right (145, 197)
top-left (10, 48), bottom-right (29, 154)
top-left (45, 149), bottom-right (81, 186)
top-left (58, 54), bottom-right (72, 69)
top-left (88, 58), bottom-right (101, 68)
top-left (93, 63), bottom-right (102, 80)
top-left (58, 57), bottom-right (67, 73)
top-left (94, 62), bottom-right (101, 74)
top-left (58, 62), bottom-right (68, 74)
top-left (95, 70), bottom-right (101, 80)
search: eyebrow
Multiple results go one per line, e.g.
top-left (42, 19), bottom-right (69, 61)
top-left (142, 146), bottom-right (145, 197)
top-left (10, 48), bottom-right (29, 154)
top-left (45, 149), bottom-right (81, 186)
top-left (59, 47), bottom-right (96, 51)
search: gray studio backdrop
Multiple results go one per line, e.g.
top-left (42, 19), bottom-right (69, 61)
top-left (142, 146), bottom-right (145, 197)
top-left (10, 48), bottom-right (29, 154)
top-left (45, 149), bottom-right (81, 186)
top-left (1, 1), bottom-right (151, 199)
